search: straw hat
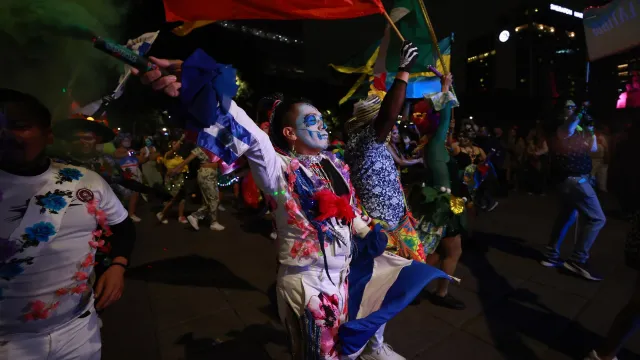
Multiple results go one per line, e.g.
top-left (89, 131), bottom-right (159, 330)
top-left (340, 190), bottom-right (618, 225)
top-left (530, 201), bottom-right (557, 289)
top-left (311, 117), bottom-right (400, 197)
top-left (345, 95), bottom-right (382, 134)
top-left (53, 114), bottom-right (115, 144)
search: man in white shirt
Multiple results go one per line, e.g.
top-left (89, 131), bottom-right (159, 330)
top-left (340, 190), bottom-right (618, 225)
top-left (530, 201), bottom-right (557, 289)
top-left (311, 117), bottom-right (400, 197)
top-left (0, 89), bottom-right (135, 359)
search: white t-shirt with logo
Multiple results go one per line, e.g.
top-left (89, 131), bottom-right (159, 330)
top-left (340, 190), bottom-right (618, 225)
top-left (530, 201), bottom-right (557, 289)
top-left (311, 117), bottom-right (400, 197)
top-left (0, 162), bottom-right (128, 335)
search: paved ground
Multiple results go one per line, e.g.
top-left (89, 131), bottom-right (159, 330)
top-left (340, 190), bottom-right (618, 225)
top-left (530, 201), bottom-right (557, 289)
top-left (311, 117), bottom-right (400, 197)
top-left (101, 191), bottom-right (640, 360)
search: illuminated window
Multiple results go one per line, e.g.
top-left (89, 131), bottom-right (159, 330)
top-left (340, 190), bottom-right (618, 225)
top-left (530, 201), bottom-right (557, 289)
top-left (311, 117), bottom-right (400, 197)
top-left (618, 64), bottom-right (629, 69)
top-left (619, 71), bottom-right (629, 76)
top-left (520, 78), bottom-right (526, 83)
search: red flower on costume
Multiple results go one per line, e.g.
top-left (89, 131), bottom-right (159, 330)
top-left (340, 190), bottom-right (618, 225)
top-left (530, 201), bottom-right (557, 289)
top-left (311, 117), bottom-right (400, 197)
top-left (81, 254), bottom-right (94, 268)
top-left (290, 239), bottom-right (320, 259)
top-left (23, 300), bottom-right (59, 321)
top-left (307, 293), bottom-right (341, 358)
top-left (74, 271), bottom-right (88, 281)
top-left (71, 283), bottom-right (88, 294)
top-left (313, 189), bottom-right (355, 223)
top-left (56, 288), bottom-right (69, 296)
top-left (89, 239), bottom-right (105, 249)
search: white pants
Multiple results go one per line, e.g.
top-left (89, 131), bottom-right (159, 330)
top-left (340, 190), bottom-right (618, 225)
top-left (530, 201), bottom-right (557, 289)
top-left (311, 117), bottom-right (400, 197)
top-left (0, 311), bottom-right (101, 360)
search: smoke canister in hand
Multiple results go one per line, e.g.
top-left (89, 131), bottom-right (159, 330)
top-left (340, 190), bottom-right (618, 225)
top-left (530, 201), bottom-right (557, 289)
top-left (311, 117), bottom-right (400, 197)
top-left (92, 37), bottom-right (166, 75)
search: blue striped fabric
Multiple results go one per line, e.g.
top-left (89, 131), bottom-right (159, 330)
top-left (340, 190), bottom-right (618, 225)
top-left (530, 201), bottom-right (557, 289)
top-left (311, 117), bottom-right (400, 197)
top-left (340, 251), bottom-right (448, 357)
top-left (180, 49), bottom-right (252, 164)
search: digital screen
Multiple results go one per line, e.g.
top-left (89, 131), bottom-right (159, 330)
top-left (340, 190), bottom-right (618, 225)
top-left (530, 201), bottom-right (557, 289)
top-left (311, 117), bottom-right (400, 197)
top-left (617, 73), bottom-right (640, 109)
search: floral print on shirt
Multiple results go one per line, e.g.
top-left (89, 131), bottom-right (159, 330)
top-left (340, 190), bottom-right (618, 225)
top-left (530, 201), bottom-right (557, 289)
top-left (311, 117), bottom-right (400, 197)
top-left (346, 126), bottom-right (405, 228)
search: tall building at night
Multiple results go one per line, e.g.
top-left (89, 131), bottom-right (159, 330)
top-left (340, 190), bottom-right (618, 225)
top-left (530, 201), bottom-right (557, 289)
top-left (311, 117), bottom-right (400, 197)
top-left (465, 1), bottom-right (588, 121)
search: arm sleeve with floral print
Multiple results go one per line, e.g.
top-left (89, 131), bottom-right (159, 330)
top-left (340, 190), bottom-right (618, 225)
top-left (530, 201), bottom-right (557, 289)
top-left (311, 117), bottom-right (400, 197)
top-left (92, 172), bottom-right (128, 226)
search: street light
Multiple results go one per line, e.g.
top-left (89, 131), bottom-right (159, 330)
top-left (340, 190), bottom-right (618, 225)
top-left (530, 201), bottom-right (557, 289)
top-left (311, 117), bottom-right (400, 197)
top-left (499, 30), bottom-right (510, 43)
top-left (162, 127), bottom-right (167, 131)
top-left (117, 127), bottom-right (121, 130)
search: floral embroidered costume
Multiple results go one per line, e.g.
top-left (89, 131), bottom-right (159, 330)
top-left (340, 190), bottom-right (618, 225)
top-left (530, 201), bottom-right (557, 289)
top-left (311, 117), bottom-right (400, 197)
top-left (0, 162), bottom-right (129, 357)
top-left (167, 48), bottom-right (449, 360)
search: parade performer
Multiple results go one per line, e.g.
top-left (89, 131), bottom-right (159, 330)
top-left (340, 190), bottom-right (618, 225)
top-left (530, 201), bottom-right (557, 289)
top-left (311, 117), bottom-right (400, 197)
top-left (157, 136), bottom-right (189, 224)
top-left (111, 133), bottom-right (147, 222)
top-left (168, 146), bottom-right (225, 231)
top-left (134, 49), bottom-right (449, 360)
top-left (450, 123), bottom-right (496, 206)
top-left (0, 88), bottom-right (135, 358)
top-left (345, 41), bottom-right (426, 264)
top-left (407, 80), bottom-right (468, 310)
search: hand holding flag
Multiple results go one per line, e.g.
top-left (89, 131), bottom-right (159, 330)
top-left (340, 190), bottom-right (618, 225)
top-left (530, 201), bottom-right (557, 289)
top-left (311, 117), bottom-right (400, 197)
top-left (398, 40), bottom-right (419, 73)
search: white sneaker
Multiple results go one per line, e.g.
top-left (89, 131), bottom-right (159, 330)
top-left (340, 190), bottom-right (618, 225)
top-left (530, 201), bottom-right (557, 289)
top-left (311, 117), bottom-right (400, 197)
top-left (360, 344), bottom-right (405, 360)
top-left (218, 205), bottom-right (226, 212)
top-left (583, 350), bottom-right (617, 360)
top-left (156, 212), bottom-right (168, 224)
top-left (210, 222), bottom-right (225, 231)
top-left (130, 214), bottom-right (142, 223)
top-left (187, 215), bottom-right (199, 230)
top-left (270, 231), bottom-right (277, 240)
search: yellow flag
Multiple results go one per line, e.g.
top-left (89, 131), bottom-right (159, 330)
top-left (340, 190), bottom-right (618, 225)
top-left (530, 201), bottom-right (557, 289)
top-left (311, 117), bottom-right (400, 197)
top-left (172, 21), bottom-right (216, 36)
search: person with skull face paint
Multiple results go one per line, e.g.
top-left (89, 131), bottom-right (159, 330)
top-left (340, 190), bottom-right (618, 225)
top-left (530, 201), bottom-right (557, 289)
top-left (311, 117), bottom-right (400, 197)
top-left (133, 47), bottom-right (450, 360)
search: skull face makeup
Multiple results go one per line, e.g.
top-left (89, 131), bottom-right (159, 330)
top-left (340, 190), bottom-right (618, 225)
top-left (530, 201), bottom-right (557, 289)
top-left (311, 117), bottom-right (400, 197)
top-left (294, 104), bottom-right (329, 151)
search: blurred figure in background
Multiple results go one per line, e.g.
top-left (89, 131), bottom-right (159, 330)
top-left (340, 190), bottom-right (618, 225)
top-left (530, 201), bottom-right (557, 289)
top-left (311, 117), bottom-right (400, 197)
top-left (586, 121), bottom-right (640, 360)
top-left (157, 136), bottom-right (188, 224)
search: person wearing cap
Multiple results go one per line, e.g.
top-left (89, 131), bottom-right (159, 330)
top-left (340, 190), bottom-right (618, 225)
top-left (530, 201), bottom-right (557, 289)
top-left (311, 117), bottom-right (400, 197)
top-left (542, 100), bottom-right (605, 281)
top-left (0, 88), bottom-right (135, 358)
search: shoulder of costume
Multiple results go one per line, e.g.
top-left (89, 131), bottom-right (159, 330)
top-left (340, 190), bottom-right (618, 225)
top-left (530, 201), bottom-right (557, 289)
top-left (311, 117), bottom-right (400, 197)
top-left (51, 161), bottom-right (103, 181)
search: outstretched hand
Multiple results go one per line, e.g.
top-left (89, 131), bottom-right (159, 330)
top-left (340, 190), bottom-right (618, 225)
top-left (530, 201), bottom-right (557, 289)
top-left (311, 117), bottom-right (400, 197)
top-left (398, 40), bottom-right (419, 73)
top-left (130, 57), bottom-right (183, 98)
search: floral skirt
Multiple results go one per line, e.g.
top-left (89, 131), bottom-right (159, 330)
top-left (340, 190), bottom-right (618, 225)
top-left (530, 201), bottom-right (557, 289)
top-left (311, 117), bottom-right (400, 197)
top-left (277, 265), bottom-right (348, 360)
top-left (375, 213), bottom-right (426, 263)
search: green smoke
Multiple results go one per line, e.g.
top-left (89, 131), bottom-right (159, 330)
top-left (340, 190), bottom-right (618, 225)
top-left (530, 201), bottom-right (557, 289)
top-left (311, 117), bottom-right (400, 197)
top-left (0, 0), bottom-right (129, 122)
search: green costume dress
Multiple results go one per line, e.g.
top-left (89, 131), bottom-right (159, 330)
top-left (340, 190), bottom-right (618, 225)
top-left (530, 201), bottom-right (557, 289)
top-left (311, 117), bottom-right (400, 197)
top-left (408, 92), bottom-right (467, 255)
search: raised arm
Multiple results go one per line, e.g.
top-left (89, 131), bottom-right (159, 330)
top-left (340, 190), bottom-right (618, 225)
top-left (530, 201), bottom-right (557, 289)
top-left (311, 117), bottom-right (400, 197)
top-left (133, 51), bottom-right (282, 193)
top-left (426, 74), bottom-right (455, 145)
top-left (373, 41), bottom-right (417, 143)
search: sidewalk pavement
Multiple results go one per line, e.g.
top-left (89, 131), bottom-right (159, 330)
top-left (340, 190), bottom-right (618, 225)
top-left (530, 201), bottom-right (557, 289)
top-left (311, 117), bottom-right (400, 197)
top-left (101, 192), bottom-right (640, 360)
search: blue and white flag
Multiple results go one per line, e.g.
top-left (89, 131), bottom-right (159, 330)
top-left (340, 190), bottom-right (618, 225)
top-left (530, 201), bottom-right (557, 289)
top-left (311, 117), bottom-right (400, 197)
top-left (340, 246), bottom-right (449, 358)
top-left (114, 31), bottom-right (160, 98)
top-left (180, 49), bottom-right (251, 164)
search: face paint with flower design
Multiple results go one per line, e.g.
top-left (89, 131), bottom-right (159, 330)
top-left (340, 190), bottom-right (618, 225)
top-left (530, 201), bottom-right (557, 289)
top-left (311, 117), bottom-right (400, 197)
top-left (294, 104), bottom-right (329, 150)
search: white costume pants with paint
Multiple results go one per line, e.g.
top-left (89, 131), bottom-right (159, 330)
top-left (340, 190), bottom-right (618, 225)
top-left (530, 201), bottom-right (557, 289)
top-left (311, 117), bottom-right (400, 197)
top-left (0, 311), bottom-right (101, 360)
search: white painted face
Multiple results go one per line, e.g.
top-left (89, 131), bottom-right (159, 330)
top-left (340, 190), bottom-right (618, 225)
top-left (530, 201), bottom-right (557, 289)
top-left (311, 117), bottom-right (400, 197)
top-left (294, 104), bottom-right (329, 150)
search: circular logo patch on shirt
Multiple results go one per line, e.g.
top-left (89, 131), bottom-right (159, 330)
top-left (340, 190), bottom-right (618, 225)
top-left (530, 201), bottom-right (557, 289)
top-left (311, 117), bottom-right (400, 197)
top-left (76, 188), bottom-right (94, 203)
